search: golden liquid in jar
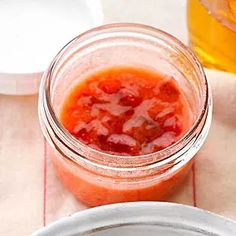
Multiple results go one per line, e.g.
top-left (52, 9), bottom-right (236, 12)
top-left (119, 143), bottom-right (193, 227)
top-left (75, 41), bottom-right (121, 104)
top-left (187, 0), bottom-right (236, 74)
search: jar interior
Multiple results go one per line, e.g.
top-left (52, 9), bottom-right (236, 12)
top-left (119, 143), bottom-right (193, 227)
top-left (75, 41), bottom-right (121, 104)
top-left (48, 26), bottom-right (204, 129)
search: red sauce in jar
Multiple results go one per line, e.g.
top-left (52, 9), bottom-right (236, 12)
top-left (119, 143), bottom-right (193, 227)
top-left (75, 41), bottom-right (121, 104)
top-left (60, 67), bottom-right (191, 155)
top-left (51, 66), bottom-right (193, 206)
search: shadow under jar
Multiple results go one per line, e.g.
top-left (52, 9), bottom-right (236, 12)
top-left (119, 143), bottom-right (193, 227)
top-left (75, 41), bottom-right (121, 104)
top-left (38, 23), bottom-right (212, 207)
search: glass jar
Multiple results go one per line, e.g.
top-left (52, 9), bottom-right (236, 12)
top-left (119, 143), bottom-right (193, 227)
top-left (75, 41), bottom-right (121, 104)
top-left (187, 0), bottom-right (236, 74)
top-left (38, 23), bottom-right (212, 207)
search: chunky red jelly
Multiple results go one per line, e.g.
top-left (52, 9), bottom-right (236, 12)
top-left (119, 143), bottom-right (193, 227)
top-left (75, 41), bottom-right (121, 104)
top-left (60, 67), bottom-right (191, 156)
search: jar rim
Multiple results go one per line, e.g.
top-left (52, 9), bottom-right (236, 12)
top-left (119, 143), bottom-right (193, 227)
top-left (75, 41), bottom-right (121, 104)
top-left (40, 23), bottom-right (210, 168)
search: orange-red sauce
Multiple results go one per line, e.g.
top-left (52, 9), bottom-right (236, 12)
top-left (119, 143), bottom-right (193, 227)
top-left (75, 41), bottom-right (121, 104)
top-left (51, 67), bottom-right (194, 206)
top-left (60, 67), bottom-right (191, 156)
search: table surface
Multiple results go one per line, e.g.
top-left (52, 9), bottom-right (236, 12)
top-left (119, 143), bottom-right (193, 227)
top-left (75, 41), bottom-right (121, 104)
top-left (1, 1), bottom-right (236, 235)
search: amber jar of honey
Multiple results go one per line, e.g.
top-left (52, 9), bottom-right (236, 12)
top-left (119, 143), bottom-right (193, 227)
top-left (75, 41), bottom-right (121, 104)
top-left (187, 0), bottom-right (236, 74)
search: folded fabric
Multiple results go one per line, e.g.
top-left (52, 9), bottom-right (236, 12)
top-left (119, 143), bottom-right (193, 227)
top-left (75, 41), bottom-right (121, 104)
top-left (0, 69), bottom-right (236, 236)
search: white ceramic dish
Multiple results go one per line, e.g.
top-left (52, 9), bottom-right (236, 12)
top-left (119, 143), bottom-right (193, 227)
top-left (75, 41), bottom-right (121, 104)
top-left (32, 202), bottom-right (236, 236)
top-left (0, 0), bottom-right (103, 95)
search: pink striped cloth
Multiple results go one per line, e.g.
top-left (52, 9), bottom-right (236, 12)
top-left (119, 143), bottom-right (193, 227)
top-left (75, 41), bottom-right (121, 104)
top-left (0, 69), bottom-right (236, 236)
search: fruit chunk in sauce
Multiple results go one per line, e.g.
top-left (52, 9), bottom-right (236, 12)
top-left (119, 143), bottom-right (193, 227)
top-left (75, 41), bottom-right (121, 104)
top-left (60, 67), bottom-right (191, 156)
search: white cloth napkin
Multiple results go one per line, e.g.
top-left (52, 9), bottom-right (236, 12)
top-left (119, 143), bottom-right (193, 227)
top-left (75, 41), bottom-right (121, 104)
top-left (0, 69), bottom-right (236, 235)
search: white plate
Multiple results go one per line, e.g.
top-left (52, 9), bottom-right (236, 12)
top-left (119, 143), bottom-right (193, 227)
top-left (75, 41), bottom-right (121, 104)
top-left (0, 0), bottom-right (103, 95)
top-left (32, 202), bottom-right (236, 236)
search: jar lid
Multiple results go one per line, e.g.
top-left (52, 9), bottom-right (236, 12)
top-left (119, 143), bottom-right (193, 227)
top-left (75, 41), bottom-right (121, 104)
top-left (0, 0), bottom-right (103, 95)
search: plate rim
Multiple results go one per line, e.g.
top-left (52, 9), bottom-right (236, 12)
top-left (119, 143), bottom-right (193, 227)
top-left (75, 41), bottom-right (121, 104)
top-left (31, 202), bottom-right (236, 236)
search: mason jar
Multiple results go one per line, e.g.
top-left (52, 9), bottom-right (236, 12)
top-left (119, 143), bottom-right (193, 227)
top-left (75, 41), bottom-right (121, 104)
top-left (38, 23), bottom-right (212, 207)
